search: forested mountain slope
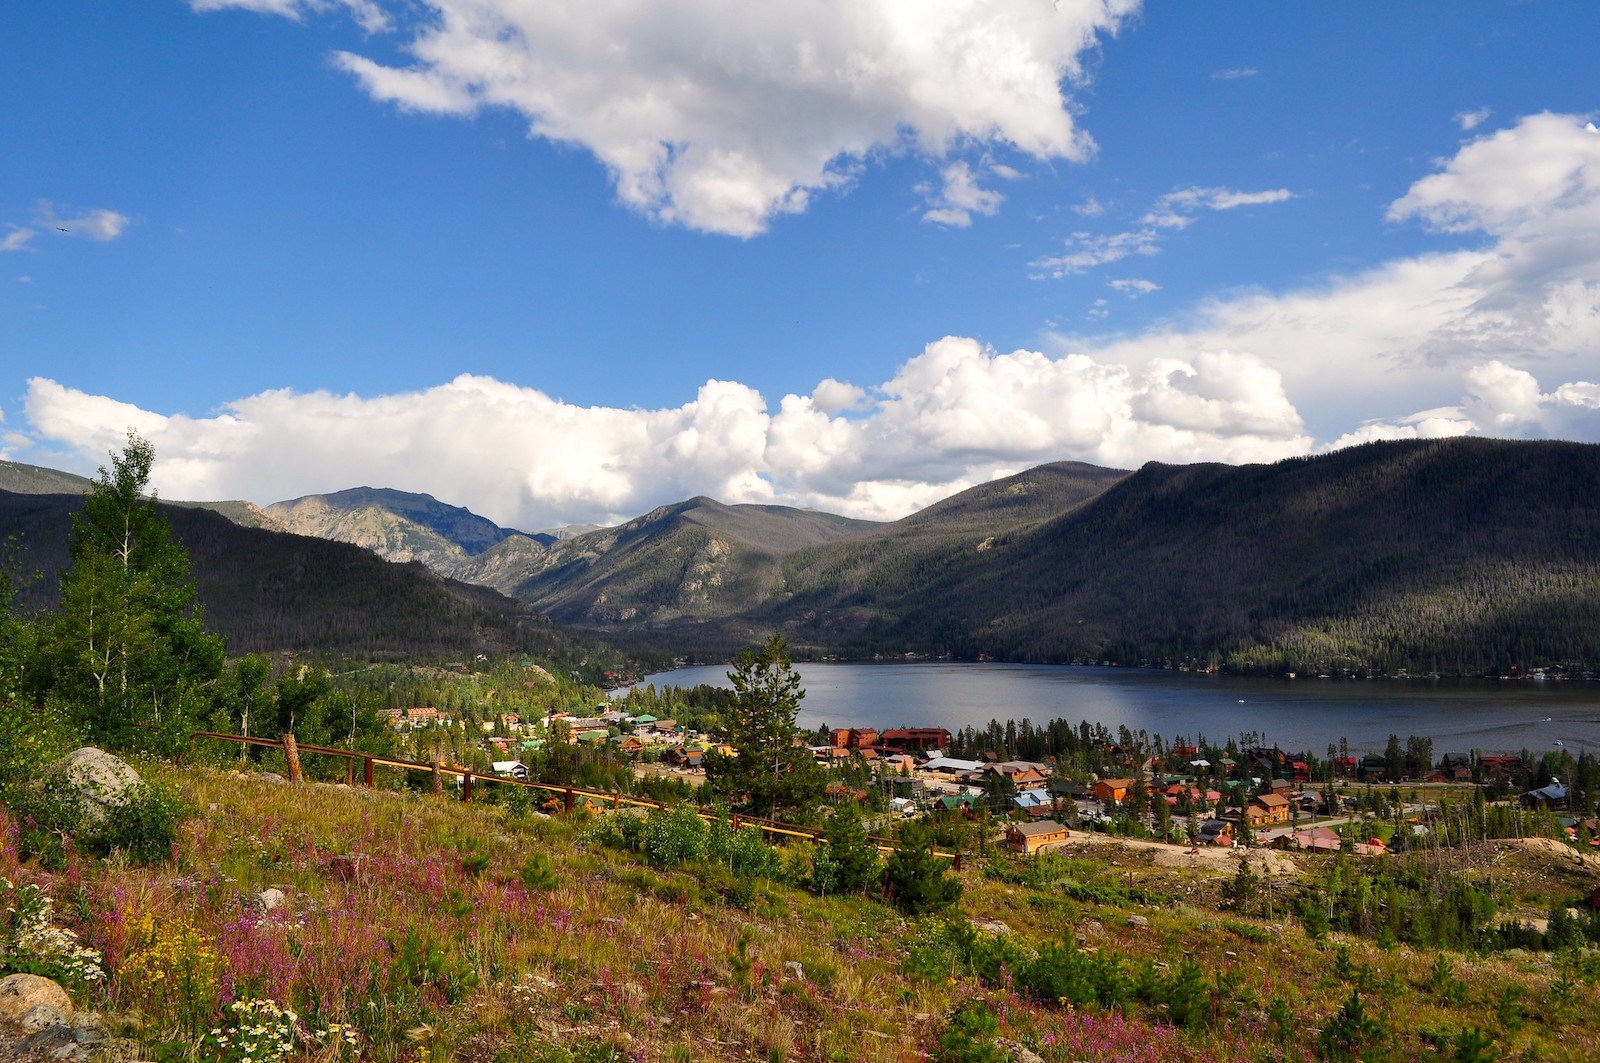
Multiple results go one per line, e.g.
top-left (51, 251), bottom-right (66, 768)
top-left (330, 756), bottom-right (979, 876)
top-left (506, 497), bottom-right (881, 630)
top-left (0, 490), bottom-right (604, 663)
top-left (9, 438), bottom-right (1598, 672)
top-left (752, 438), bottom-right (1600, 673)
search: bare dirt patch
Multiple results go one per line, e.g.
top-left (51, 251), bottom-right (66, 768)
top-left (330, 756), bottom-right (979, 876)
top-left (1059, 832), bottom-right (1300, 877)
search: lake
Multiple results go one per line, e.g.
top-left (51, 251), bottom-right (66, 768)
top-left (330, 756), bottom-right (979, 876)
top-left (623, 662), bottom-right (1600, 757)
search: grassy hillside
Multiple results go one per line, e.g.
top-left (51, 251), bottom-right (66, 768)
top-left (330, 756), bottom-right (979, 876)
top-left (5, 760), bottom-right (1597, 1062)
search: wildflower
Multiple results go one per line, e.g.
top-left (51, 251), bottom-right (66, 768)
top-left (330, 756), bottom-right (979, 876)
top-left (0, 881), bottom-right (105, 986)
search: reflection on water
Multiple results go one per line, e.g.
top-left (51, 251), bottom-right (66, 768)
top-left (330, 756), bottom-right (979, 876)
top-left (625, 662), bottom-right (1600, 757)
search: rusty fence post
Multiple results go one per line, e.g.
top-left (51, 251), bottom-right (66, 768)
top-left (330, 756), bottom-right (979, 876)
top-left (431, 755), bottom-right (443, 796)
top-left (345, 757), bottom-right (354, 786)
top-left (463, 771), bottom-right (474, 803)
top-left (283, 733), bottom-right (303, 783)
top-left (564, 787), bottom-right (574, 812)
top-left (364, 756), bottom-right (374, 789)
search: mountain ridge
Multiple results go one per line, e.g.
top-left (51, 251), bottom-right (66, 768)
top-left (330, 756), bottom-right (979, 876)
top-left (8, 438), bottom-right (1600, 673)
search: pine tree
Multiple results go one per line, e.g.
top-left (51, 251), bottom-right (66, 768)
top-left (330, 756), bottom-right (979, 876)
top-left (817, 800), bottom-right (880, 895)
top-left (883, 819), bottom-right (961, 916)
top-left (704, 634), bottom-right (825, 819)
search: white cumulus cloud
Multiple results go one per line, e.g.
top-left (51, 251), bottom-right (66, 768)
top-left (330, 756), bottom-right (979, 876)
top-left (300, 0), bottom-right (1139, 236)
top-left (1064, 112), bottom-right (1600, 441)
top-left (21, 334), bottom-right (1315, 527)
top-left (18, 113), bottom-right (1600, 527)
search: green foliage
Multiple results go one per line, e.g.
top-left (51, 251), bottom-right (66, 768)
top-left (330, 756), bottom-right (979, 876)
top-left (273, 666), bottom-right (332, 737)
top-left (703, 635), bottom-right (825, 819)
top-left (1297, 890), bottom-right (1332, 940)
top-left (813, 802), bottom-right (880, 896)
top-left (1220, 856), bottom-right (1262, 913)
top-left (97, 780), bottom-right (190, 865)
top-left (7, 772), bottom-right (189, 868)
top-left (640, 804), bottom-right (708, 867)
top-left (23, 434), bottom-right (223, 745)
top-left (1318, 989), bottom-right (1389, 1062)
top-left (519, 853), bottom-right (560, 890)
top-left (0, 880), bottom-right (105, 989)
top-left (883, 820), bottom-right (961, 916)
top-left (1320, 854), bottom-right (1501, 949)
top-left (932, 1002), bottom-right (1006, 1063)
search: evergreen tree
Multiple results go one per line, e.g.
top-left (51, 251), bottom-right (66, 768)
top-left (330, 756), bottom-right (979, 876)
top-left (883, 819), bottom-right (962, 916)
top-left (816, 800), bottom-right (880, 895)
top-left (704, 634), bottom-right (825, 819)
top-left (30, 433), bottom-right (223, 744)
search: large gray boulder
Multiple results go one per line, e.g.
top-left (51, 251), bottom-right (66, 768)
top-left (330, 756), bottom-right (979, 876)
top-left (43, 749), bottom-right (143, 824)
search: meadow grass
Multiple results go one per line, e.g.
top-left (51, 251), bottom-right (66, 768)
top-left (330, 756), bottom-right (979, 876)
top-left (2, 763), bottom-right (1598, 1061)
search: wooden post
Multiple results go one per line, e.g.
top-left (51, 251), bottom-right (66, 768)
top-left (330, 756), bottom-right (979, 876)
top-left (463, 771), bottom-right (474, 803)
top-left (345, 758), bottom-right (354, 786)
top-left (283, 733), bottom-right (303, 783)
top-left (364, 756), bottom-right (374, 789)
top-left (431, 755), bottom-right (443, 796)
top-left (564, 787), bottom-right (574, 812)
top-left (953, 853), bottom-right (963, 872)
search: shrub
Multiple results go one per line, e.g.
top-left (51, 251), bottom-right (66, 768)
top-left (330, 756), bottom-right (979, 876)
top-left (932, 1002), bottom-right (1006, 1063)
top-left (1318, 989), bottom-right (1388, 1062)
top-left (520, 853), bottom-right (560, 890)
top-left (93, 780), bottom-right (189, 865)
top-left (640, 805), bottom-right (705, 867)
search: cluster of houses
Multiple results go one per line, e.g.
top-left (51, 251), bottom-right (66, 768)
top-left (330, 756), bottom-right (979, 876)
top-left (380, 706), bottom-right (1587, 857)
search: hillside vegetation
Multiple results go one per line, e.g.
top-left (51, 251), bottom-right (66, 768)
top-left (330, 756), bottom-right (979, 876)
top-left (0, 489), bottom-right (617, 667)
top-left (5, 436), bottom-right (1600, 1062)
top-left (767, 438), bottom-right (1600, 673)
top-left (502, 497), bottom-right (881, 634)
top-left (9, 438), bottom-right (1600, 673)
top-left (5, 759), bottom-right (1600, 1062)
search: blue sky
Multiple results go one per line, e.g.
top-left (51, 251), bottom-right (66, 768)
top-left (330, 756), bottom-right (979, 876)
top-left (3, 1), bottom-right (1599, 530)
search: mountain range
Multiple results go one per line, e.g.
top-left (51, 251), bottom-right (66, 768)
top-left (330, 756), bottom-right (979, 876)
top-left (4, 436), bottom-right (1599, 673)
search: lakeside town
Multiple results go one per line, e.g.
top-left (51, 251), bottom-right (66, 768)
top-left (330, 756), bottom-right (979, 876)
top-left (376, 699), bottom-right (1598, 862)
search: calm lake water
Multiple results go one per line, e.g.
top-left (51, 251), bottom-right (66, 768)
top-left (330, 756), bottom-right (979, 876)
top-left (624, 662), bottom-right (1600, 758)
